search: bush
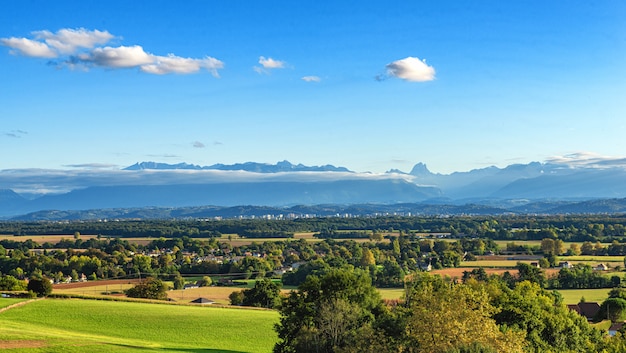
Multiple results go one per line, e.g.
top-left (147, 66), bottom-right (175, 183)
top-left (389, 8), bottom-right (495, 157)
top-left (198, 276), bottom-right (212, 287)
top-left (27, 277), bottom-right (53, 297)
top-left (229, 290), bottom-right (244, 305)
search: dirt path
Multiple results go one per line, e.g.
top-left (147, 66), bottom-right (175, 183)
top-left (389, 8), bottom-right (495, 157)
top-left (0, 298), bottom-right (43, 314)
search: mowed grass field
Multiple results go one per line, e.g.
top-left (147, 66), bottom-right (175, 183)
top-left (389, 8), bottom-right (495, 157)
top-left (0, 298), bottom-right (28, 310)
top-left (558, 288), bottom-right (612, 305)
top-left (0, 298), bottom-right (278, 352)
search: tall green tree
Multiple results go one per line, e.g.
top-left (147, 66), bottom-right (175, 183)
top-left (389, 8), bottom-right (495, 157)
top-left (241, 278), bottom-right (282, 309)
top-left (274, 268), bottom-right (383, 353)
top-left (125, 277), bottom-right (168, 300)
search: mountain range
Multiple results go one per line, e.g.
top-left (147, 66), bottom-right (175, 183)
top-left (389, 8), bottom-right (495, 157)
top-left (1, 160), bottom-right (626, 220)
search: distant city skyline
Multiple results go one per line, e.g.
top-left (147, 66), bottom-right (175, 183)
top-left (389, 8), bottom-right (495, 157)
top-left (2, 1), bottom-right (625, 174)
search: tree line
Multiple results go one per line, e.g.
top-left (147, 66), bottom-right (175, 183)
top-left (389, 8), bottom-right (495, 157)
top-left (2, 214), bottom-right (626, 241)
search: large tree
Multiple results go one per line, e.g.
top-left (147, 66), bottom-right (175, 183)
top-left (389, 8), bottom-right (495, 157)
top-left (241, 278), bottom-right (282, 309)
top-left (125, 277), bottom-right (168, 300)
top-left (402, 274), bottom-right (524, 353)
top-left (274, 268), bottom-right (383, 353)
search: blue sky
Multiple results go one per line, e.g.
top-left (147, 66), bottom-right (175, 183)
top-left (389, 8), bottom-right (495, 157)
top-left (1, 1), bottom-right (625, 174)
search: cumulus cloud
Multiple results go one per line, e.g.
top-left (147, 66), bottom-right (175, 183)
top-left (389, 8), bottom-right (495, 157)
top-left (0, 37), bottom-right (57, 58)
top-left (382, 56), bottom-right (435, 82)
top-left (545, 152), bottom-right (626, 169)
top-left (301, 75), bottom-right (321, 82)
top-left (193, 141), bottom-right (205, 148)
top-left (78, 45), bottom-right (153, 68)
top-left (1, 28), bottom-right (113, 58)
top-left (33, 28), bottom-right (113, 54)
top-left (1, 27), bottom-right (224, 76)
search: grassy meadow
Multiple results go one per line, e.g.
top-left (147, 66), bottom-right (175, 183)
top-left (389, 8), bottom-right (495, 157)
top-left (0, 297), bottom-right (28, 310)
top-left (0, 298), bottom-right (278, 352)
top-left (558, 288), bottom-right (613, 305)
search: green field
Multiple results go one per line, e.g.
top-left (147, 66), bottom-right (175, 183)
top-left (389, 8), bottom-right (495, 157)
top-left (378, 288), bottom-right (405, 300)
top-left (557, 288), bottom-right (612, 305)
top-left (0, 298), bottom-right (279, 352)
top-left (0, 297), bottom-right (27, 309)
top-left (564, 255), bottom-right (624, 262)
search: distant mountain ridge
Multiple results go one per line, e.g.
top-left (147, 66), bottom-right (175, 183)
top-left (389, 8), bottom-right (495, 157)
top-left (124, 160), bottom-right (352, 173)
top-left (390, 161), bottom-right (626, 200)
top-left (2, 159), bottom-right (626, 220)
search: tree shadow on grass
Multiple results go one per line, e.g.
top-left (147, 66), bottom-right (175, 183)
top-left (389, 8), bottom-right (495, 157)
top-left (107, 343), bottom-right (251, 353)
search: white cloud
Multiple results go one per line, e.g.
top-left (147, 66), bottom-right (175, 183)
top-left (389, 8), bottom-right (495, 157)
top-left (78, 45), bottom-right (153, 68)
top-left (33, 28), bottom-right (113, 54)
top-left (0, 168), bottom-right (413, 195)
top-left (258, 56), bottom-right (285, 69)
top-left (545, 152), bottom-right (626, 169)
top-left (1, 27), bottom-right (224, 76)
top-left (193, 141), bottom-right (205, 148)
top-left (254, 56), bottom-right (287, 74)
top-left (385, 56), bottom-right (435, 82)
top-left (301, 75), bottom-right (321, 82)
top-left (141, 54), bottom-right (224, 76)
top-left (0, 37), bottom-right (57, 58)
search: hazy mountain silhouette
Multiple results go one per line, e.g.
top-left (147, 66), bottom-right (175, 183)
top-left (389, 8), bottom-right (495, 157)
top-left (3, 160), bottom-right (626, 219)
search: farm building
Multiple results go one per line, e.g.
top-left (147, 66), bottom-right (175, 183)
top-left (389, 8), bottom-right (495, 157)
top-left (190, 297), bottom-right (214, 305)
top-left (567, 302), bottom-right (600, 322)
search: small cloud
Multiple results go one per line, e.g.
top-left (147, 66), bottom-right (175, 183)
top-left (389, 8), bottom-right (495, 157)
top-left (193, 141), bottom-right (205, 148)
top-left (254, 56), bottom-right (286, 74)
top-left (301, 75), bottom-right (321, 82)
top-left (141, 54), bottom-right (223, 76)
top-left (213, 141), bottom-right (223, 146)
top-left (383, 56), bottom-right (435, 82)
top-left (3, 130), bottom-right (28, 138)
top-left (0, 37), bottom-right (57, 58)
top-left (258, 56), bottom-right (285, 69)
top-left (64, 163), bottom-right (118, 169)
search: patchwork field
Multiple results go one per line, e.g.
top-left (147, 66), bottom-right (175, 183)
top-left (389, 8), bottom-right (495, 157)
top-left (0, 298), bottom-right (279, 352)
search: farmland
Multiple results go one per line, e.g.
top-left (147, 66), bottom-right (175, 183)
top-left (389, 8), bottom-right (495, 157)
top-left (0, 298), bottom-right (278, 352)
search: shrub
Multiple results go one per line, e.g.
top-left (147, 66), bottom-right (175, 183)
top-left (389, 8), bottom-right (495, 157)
top-left (27, 277), bottom-right (53, 297)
